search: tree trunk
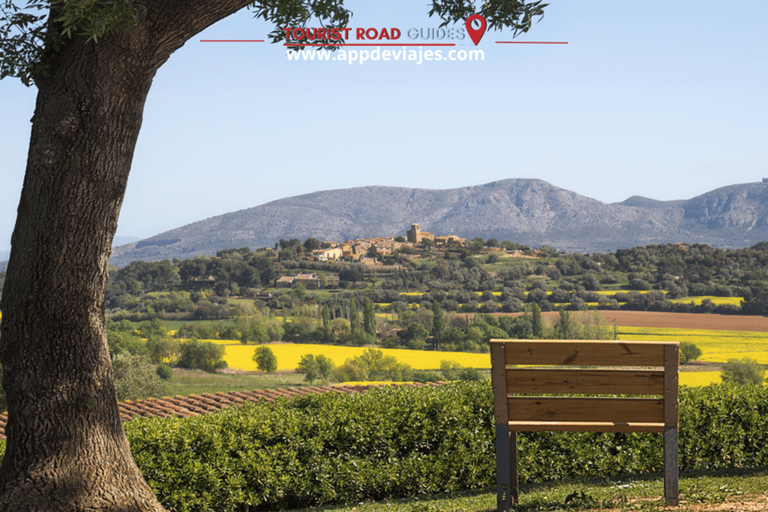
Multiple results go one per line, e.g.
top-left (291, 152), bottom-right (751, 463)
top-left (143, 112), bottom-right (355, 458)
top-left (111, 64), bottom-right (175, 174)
top-left (0, 1), bottom-right (251, 510)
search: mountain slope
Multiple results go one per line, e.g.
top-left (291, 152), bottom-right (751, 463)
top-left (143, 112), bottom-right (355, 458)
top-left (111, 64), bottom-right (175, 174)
top-left (110, 179), bottom-right (768, 265)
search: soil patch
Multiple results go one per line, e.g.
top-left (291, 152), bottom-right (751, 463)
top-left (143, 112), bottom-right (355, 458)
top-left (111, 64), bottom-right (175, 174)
top-left (591, 493), bottom-right (768, 511)
top-left (588, 311), bottom-right (768, 332)
top-left (490, 311), bottom-right (768, 332)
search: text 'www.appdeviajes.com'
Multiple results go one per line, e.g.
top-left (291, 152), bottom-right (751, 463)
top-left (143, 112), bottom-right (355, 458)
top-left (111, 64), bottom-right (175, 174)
top-left (285, 47), bottom-right (485, 65)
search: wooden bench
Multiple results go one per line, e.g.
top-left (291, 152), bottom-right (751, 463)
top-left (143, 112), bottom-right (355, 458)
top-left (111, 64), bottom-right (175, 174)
top-left (490, 339), bottom-right (679, 511)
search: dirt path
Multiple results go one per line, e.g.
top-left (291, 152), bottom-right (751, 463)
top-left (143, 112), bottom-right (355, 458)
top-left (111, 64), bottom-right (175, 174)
top-left (591, 493), bottom-right (768, 511)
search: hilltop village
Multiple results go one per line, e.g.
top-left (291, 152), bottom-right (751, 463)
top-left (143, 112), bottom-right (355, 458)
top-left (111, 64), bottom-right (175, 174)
top-left (284, 224), bottom-right (466, 263)
top-left (275, 224), bottom-right (468, 288)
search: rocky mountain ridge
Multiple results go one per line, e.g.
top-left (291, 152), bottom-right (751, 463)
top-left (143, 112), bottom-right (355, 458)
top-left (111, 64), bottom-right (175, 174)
top-left (109, 179), bottom-right (768, 265)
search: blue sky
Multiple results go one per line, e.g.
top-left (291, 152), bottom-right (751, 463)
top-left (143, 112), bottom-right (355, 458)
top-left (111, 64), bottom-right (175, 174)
top-left (1, 1), bottom-right (767, 254)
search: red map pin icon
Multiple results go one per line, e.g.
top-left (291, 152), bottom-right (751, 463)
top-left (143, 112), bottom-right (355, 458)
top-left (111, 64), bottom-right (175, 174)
top-left (465, 14), bottom-right (487, 46)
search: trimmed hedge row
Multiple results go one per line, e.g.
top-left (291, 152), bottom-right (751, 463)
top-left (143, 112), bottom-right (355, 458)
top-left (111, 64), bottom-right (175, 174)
top-left (1, 382), bottom-right (767, 511)
top-left (127, 383), bottom-right (497, 511)
top-left (125, 381), bottom-right (768, 511)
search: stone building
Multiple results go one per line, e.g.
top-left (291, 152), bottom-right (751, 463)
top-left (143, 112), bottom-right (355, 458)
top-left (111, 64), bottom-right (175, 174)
top-left (406, 223), bottom-right (435, 244)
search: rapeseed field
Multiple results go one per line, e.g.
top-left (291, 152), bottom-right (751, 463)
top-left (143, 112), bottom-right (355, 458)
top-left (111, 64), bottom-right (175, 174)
top-left (221, 342), bottom-right (491, 372)
top-left (620, 326), bottom-right (768, 386)
top-left (679, 371), bottom-right (721, 387)
top-left (669, 296), bottom-right (743, 306)
top-left (619, 326), bottom-right (768, 364)
top-left (201, 323), bottom-right (766, 387)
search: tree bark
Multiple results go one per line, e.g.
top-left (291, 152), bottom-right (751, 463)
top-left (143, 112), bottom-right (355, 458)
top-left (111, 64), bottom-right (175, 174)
top-left (0, 1), bottom-right (251, 510)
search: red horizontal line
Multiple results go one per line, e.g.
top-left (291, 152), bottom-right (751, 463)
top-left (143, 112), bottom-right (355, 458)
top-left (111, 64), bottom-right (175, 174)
top-left (496, 41), bottom-right (568, 44)
top-left (200, 39), bottom-right (265, 43)
top-left (284, 43), bottom-right (456, 47)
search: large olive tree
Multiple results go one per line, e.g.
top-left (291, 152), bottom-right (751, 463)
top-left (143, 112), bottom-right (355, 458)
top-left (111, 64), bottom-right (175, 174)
top-left (0, 1), bottom-right (546, 509)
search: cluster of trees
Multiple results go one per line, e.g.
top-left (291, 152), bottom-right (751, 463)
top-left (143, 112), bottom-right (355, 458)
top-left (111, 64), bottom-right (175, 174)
top-left (170, 299), bottom-right (614, 355)
top-left (106, 248), bottom-right (278, 311)
top-left (8, 241), bottom-right (768, 331)
top-left (105, 319), bottom-right (227, 397)
top-left (720, 358), bottom-right (766, 386)
top-left (275, 237), bottom-right (327, 261)
top-left (291, 348), bottom-right (482, 384)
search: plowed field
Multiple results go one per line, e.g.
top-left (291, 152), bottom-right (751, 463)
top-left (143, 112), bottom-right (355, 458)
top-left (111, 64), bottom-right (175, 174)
top-left (531, 311), bottom-right (768, 332)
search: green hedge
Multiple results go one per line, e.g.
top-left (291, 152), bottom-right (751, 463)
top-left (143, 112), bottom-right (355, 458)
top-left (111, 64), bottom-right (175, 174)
top-left (0, 382), bottom-right (767, 511)
top-left (126, 383), bottom-right (497, 511)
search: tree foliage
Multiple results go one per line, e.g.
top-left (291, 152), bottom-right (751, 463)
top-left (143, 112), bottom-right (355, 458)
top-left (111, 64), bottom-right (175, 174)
top-left (111, 352), bottom-right (166, 401)
top-left (679, 341), bottom-right (703, 364)
top-left (177, 339), bottom-right (227, 373)
top-left (363, 297), bottom-right (376, 336)
top-left (0, 0), bottom-right (147, 85)
top-left (720, 358), bottom-right (766, 386)
top-left (431, 300), bottom-right (445, 341)
top-left (0, 1), bottom-right (550, 506)
top-left (296, 353), bottom-right (335, 383)
top-left (252, 345), bottom-right (278, 373)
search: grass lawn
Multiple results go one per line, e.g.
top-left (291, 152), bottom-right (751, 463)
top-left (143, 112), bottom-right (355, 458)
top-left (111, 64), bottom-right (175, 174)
top-left (163, 367), bottom-right (306, 397)
top-left (288, 468), bottom-right (768, 512)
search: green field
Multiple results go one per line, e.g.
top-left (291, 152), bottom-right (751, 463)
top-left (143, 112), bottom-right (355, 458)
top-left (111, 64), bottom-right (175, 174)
top-left (163, 367), bottom-right (306, 396)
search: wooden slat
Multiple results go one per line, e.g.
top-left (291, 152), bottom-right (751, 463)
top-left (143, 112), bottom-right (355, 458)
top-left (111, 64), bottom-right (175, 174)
top-left (507, 368), bottom-right (664, 395)
top-left (491, 342), bottom-right (509, 426)
top-left (508, 397), bottom-right (664, 423)
top-left (492, 339), bottom-right (667, 366)
top-left (664, 344), bottom-right (679, 427)
top-left (508, 421), bottom-right (665, 433)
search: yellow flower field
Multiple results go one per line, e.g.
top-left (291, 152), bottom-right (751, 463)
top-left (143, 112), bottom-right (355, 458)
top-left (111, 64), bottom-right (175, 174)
top-left (669, 296), bottom-right (743, 306)
top-left (196, 323), bottom-right (767, 387)
top-left (593, 290), bottom-right (655, 295)
top-left (679, 371), bottom-right (722, 387)
top-left (618, 326), bottom-right (768, 364)
top-left (221, 343), bottom-right (491, 372)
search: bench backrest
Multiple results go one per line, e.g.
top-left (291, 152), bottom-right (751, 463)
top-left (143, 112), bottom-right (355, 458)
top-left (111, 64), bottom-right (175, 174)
top-left (490, 339), bottom-right (679, 510)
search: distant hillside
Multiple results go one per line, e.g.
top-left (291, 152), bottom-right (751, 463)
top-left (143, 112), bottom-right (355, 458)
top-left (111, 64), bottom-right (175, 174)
top-left (110, 179), bottom-right (768, 265)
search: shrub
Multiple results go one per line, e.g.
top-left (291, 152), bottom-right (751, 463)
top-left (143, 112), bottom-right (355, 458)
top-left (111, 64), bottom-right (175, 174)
top-left (252, 346), bottom-right (278, 373)
top-left (410, 370), bottom-right (444, 383)
top-left (296, 354), bottom-right (334, 383)
top-left (720, 357), bottom-right (765, 385)
top-left (155, 363), bottom-right (173, 381)
top-left (4, 382), bottom-right (768, 511)
top-left (177, 339), bottom-right (227, 373)
top-left (439, 360), bottom-right (482, 381)
top-left (116, 382), bottom-right (768, 512)
top-left (679, 341), bottom-right (703, 363)
top-left (112, 352), bottom-right (166, 401)
top-left (126, 382), bottom-right (496, 511)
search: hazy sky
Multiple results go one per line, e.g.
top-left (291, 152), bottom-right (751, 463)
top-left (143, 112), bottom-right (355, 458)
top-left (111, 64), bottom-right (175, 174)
top-left (1, 1), bottom-right (767, 254)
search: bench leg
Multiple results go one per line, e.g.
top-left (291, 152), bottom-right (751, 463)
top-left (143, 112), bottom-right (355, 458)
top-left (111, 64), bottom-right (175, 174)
top-left (496, 426), bottom-right (517, 512)
top-left (664, 426), bottom-right (679, 507)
